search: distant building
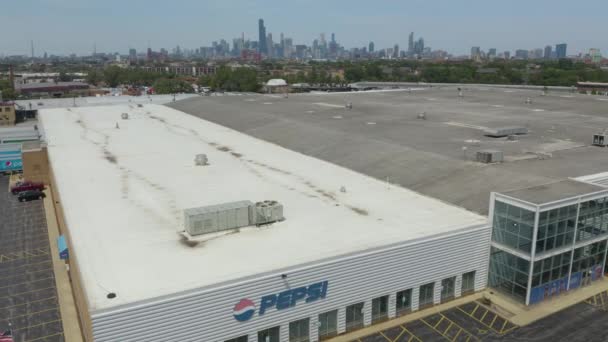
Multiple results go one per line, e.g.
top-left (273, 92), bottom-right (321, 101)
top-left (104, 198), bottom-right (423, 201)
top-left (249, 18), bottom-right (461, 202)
top-left (515, 49), bottom-right (529, 59)
top-left (590, 48), bottom-right (602, 64)
top-left (544, 45), bottom-right (552, 59)
top-left (531, 48), bottom-right (544, 59)
top-left (503, 51), bottom-right (511, 59)
top-left (15, 82), bottom-right (90, 98)
top-left (556, 43), bottom-right (567, 59)
top-left (368, 41), bottom-right (375, 53)
top-left (488, 48), bottom-right (497, 58)
top-left (258, 19), bottom-right (267, 55)
top-left (0, 102), bottom-right (16, 126)
top-left (129, 48), bottom-right (137, 62)
top-left (393, 44), bottom-right (399, 58)
top-left (408, 32), bottom-right (414, 56)
top-left (471, 46), bottom-right (481, 60)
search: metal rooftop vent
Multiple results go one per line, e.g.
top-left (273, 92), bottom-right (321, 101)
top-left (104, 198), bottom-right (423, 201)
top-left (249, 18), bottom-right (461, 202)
top-left (252, 200), bottom-right (284, 226)
top-left (476, 150), bottom-right (504, 164)
top-left (593, 133), bottom-right (608, 147)
top-left (194, 154), bottom-right (209, 166)
top-left (484, 126), bottom-right (528, 138)
top-left (121, 113), bottom-right (129, 120)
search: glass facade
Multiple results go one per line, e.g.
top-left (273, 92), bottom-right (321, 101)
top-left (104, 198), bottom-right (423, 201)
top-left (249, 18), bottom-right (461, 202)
top-left (492, 201), bottom-right (535, 253)
top-left (489, 247), bottom-right (530, 302)
top-left (395, 289), bottom-right (412, 316)
top-left (531, 251), bottom-right (571, 288)
top-left (318, 310), bottom-right (338, 340)
top-left (491, 194), bottom-right (608, 305)
top-left (536, 205), bottom-right (577, 254)
top-left (577, 198), bottom-right (608, 242)
top-left (419, 282), bottom-right (435, 308)
top-left (289, 318), bottom-right (310, 342)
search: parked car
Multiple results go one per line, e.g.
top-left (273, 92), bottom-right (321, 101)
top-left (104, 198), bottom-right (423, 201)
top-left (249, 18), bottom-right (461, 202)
top-left (10, 181), bottom-right (45, 194)
top-left (18, 190), bottom-right (45, 202)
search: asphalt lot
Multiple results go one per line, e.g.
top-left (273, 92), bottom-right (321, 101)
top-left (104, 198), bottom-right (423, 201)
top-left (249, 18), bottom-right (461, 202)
top-left (0, 175), bottom-right (64, 342)
top-left (355, 297), bottom-right (608, 342)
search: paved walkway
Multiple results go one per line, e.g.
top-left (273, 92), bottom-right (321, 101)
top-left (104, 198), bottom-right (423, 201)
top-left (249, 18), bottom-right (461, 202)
top-left (42, 187), bottom-right (83, 342)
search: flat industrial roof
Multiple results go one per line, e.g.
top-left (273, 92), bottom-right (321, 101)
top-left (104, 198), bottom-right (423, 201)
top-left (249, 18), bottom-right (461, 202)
top-left (39, 104), bottom-right (487, 311)
top-left (170, 87), bottom-right (608, 214)
top-left (499, 179), bottom-right (606, 205)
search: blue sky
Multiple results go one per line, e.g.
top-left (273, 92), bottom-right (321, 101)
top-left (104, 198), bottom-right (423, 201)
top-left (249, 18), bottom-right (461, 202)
top-left (1, 0), bottom-right (606, 56)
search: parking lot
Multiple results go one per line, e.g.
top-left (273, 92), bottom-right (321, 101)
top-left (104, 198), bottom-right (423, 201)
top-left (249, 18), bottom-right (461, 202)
top-left (356, 294), bottom-right (608, 342)
top-left (0, 175), bottom-right (64, 342)
top-left (356, 299), bottom-right (516, 342)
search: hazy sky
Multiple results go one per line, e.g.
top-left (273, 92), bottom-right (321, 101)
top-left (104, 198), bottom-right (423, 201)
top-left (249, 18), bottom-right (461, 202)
top-left (1, 0), bottom-right (606, 56)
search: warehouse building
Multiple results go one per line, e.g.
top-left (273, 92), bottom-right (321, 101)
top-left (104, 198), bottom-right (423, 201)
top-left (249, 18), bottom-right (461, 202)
top-left (39, 104), bottom-right (490, 342)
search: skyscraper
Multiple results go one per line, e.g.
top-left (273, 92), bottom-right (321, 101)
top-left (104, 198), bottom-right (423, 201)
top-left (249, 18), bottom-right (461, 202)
top-left (408, 32), bottom-right (414, 55)
top-left (544, 45), bottom-right (552, 59)
top-left (556, 43), bottom-right (567, 59)
top-left (471, 47), bottom-right (481, 59)
top-left (266, 33), bottom-right (273, 58)
top-left (258, 19), bottom-right (267, 54)
top-left (393, 44), bottom-right (399, 58)
top-left (369, 41), bottom-right (375, 53)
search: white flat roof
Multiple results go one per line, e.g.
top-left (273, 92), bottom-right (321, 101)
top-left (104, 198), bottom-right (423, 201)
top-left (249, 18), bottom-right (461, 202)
top-left (39, 104), bottom-right (487, 311)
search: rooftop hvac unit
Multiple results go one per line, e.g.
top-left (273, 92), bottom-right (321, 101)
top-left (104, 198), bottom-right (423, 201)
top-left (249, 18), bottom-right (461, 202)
top-left (484, 126), bottom-right (528, 137)
top-left (251, 200), bottom-right (284, 225)
top-left (184, 201), bottom-right (252, 236)
top-left (121, 113), bottom-right (129, 120)
top-left (593, 134), bottom-right (608, 147)
top-left (476, 150), bottom-right (504, 164)
top-left (194, 154), bottom-right (209, 166)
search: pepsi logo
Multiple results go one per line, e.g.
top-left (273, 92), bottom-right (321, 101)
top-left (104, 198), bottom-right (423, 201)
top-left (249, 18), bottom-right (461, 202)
top-left (233, 298), bottom-right (255, 322)
top-left (5, 161), bottom-right (11, 167)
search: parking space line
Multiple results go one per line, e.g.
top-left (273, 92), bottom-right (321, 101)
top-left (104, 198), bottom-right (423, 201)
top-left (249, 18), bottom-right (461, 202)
top-left (2, 307), bottom-right (57, 321)
top-left (421, 314), bottom-right (478, 342)
top-left (479, 309), bottom-right (488, 322)
top-left (0, 268), bottom-right (52, 282)
top-left (489, 314), bottom-right (498, 328)
top-left (469, 304), bottom-right (479, 316)
top-left (14, 319), bottom-right (62, 332)
top-left (0, 276), bottom-right (55, 290)
top-left (434, 316), bottom-right (445, 329)
top-left (0, 296), bottom-right (57, 311)
top-left (0, 286), bottom-right (56, 300)
top-left (379, 331), bottom-right (393, 341)
top-left (0, 259), bottom-right (51, 272)
top-left (401, 326), bottom-right (422, 342)
top-left (392, 328), bottom-right (407, 341)
top-left (443, 322), bottom-right (453, 335)
top-left (455, 305), bottom-right (515, 335)
top-left (25, 332), bottom-right (64, 342)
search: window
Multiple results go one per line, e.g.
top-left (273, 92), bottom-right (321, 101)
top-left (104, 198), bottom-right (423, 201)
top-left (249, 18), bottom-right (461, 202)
top-left (396, 289), bottom-right (412, 316)
top-left (345, 302), bottom-right (364, 332)
top-left (289, 318), bottom-right (310, 342)
top-left (419, 282), bottom-right (435, 308)
top-left (225, 336), bottom-right (248, 342)
top-left (441, 277), bottom-right (456, 302)
top-left (488, 247), bottom-right (530, 302)
top-left (258, 326), bottom-right (280, 342)
top-left (318, 310), bottom-right (338, 340)
top-left (371, 295), bottom-right (389, 323)
top-left (462, 271), bottom-right (476, 294)
top-left (492, 200), bottom-right (536, 253)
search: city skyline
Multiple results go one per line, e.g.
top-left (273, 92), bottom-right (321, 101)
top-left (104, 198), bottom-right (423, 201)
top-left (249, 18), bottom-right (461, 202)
top-left (0, 0), bottom-right (606, 57)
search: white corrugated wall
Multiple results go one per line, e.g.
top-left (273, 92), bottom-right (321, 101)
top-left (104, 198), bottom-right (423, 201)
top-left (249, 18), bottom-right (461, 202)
top-left (91, 225), bottom-right (491, 342)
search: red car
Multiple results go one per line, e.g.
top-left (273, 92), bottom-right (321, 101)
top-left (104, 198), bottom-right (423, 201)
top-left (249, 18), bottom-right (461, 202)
top-left (11, 181), bottom-right (45, 195)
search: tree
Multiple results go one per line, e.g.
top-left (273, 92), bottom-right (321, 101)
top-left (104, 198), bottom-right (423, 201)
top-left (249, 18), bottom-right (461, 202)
top-left (86, 69), bottom-right (102, 86)
top-left (152, 78), bottom-right (194, 94)
top-left (103, 66), bottom-right (124, 87)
